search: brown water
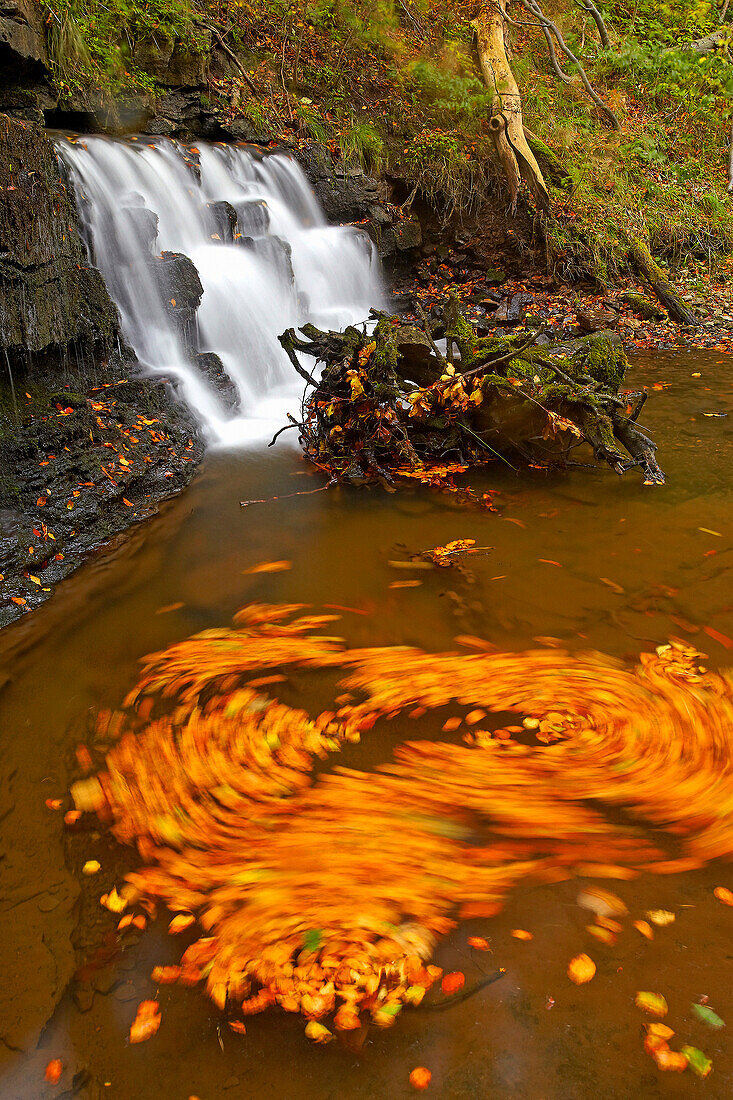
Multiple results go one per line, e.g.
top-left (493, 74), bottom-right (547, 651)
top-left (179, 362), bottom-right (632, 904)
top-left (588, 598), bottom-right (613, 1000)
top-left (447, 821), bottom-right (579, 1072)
top-left (0, 350), bottom-right (731, 1099)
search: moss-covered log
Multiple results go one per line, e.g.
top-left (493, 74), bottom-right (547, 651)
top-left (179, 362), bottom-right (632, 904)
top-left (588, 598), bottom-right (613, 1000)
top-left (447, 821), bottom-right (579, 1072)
top-left (628, 236), bottom-right (698, 326)
top-left (278, 296), bottom-right (664, 488)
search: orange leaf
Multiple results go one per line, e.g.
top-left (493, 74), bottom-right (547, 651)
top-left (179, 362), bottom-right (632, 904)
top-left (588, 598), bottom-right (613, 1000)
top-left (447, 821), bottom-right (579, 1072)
top-left (510, 929), bottom-right (533, 941)
top-left (714, 885), bottom-right (733, 906)
top-left (243, 560), bottom-right (292, 574)
top-left (567, 954), bottom-right (596, 984)
top-left (468, 936), bottom-right (491, 951)
top-left (703, 625), bottom-right (733, 649)
top-left (441, 971), bottom-right (465, 995)
top-left (151, 965), bottom-right (181, 984)
top-left (653, 1049), bottom-right (688, 1072)
top-left (129, 1000), bottom-right (161, 1043)
top-left (633, 920), bottom-right (654, 940)
top-left (409, 1067), bottom-right (432, 1090)
top-left (169, 913), bottom-right (195, 934)
top-left (45, 1059), bottom-right (63, 1084)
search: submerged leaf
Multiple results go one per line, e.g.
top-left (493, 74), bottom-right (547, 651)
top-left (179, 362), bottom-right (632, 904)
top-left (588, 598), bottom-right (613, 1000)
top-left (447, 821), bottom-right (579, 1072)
top-left (691, 1003), bottom-right (724, 1029)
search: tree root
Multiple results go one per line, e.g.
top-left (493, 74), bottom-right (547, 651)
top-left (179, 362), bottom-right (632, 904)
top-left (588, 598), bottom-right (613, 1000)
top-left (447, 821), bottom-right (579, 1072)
top-left (278, 295), bottom-right (664, 489)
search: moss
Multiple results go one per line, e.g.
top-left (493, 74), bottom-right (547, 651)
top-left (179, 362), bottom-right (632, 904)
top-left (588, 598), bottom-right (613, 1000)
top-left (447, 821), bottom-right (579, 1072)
top-left (584, 336), bottom-right (629, 392)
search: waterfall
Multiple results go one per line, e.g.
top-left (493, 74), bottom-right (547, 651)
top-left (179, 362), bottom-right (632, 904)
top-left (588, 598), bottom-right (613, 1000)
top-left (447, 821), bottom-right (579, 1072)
top-left (57, 136), bottom-right (383, 447)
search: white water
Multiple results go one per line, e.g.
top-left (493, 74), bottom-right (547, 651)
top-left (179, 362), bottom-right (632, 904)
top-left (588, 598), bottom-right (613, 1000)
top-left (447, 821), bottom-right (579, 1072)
top-left (57, 136), bottom-right (383, 446)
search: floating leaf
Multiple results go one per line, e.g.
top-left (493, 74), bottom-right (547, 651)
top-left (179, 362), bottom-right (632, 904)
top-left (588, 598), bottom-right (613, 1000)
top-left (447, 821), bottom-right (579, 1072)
top-left (714, 885), bottom-right (733, 906)
top-left (302, 928), bottom-right (323, 953)
top-left (441, 972), bottom-right (465, 995)
top-left (635, 992), bottom-right (668, 1018)
top-left (646, 909), bottom-right (675, 927)
top-left (652, 1049), bottom-right (688, 1072)
top-left (304, 1021), bottom-right (332, 1043)
top-left (45, 1060), bottom-right (63, 1084)
top-left (129, 1000), bottom-right (161, 1043)
top-left (168, 913), bottom-right (195, 934)
top-left (243, 560), bottom-right (292, 574)
top-left (409, 1067), bottom-right (432, 1090)
top-left (467, 936), bottom-right (491, 951)
top-left (680, 1045), bottom-right (712, 1077)
top-left (567, 954), bottom-right (596, 984)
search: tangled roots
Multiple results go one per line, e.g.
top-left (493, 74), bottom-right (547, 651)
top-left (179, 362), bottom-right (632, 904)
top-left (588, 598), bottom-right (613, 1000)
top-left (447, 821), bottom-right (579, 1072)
top-left (74, 604), bottom-right (733, 1030)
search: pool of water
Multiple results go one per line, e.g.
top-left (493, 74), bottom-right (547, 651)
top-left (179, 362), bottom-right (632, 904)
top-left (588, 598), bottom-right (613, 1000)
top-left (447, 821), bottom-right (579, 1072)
top-left (0, 349), bottom-right (731, 1099)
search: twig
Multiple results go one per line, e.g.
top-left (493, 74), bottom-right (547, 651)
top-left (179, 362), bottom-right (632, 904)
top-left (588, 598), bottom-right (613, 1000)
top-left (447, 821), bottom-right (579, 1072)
top-left (268, 415), bottom-right (302, 447)
top-left (203, 21), bottom-right (259, 95)
top-left (240, 481), bottom-right (335, 507)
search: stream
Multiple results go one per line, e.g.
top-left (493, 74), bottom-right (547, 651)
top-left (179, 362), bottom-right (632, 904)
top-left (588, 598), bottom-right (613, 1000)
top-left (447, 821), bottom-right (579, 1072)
top-left (0, 347), bottom-right (731, 1098)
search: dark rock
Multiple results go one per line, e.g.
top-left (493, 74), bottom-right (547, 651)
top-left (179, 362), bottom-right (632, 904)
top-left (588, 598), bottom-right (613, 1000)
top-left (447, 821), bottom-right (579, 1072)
top-left (73, 983), bottom-right (95, 1013)
top-left (121, 204), bottom-right (159, 256)
top-left (151, 250), bottom-right (203, 349)
top-left (393, 326), bottom-right (434, 384)
top-left (239, 234), bottom-right (294, 284)
top-left (113, 980), bottom-right (139, 1002)
top-left (133, 31), bottom-right (210, 89)
top-left (506, 293), bottom-right (533, 324)
top-left (393, 216), bottom-right (422, 252)
top-left (0, 114), bottom-right (120, 359)
top-left (619, 291), bottom-right (665, 321)
top-left (233, 198), bottom-right (270, 237)
top-left (0, 0), bottom-right (47, 85)
top-left (203, 199), bottom-right (238, 243)
top-left (196, 351), bottom-right (239, 411)
top-left (484, 268), bottom-right (507, 285)
top-left (226, 115), bottom-right (273, 143)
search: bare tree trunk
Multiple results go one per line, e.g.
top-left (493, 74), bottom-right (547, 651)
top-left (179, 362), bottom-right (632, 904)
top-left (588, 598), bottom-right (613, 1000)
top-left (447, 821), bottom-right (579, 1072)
top-left (472, 2), bottom-right (551, 212)
top-left (521, 0), bottom-right (620, 129)
top-left (576, 0), bottom-right (611, 49)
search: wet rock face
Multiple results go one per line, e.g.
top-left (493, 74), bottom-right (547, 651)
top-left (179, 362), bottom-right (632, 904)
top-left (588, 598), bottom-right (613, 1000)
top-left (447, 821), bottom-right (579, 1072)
top-left (294, 142), bottom-right (421, 262)
top-left (0, 114), bottom-right (119, 359)
top-left (0, 0), bottom-right (47, 82)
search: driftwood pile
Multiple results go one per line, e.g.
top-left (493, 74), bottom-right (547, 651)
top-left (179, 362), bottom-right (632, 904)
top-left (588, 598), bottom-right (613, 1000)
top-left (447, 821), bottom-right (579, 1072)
top-left (278, 297), bottom-right (664, 489)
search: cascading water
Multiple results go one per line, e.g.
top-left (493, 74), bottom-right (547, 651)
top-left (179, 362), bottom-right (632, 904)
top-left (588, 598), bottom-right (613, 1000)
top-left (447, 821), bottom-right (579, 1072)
top-left (57, 135), bottom-right (384, 446)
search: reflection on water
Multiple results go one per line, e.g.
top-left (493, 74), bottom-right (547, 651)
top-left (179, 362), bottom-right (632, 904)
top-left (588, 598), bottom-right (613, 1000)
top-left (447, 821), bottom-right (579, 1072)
top-left (0, 350), bottom-right (731, 1098)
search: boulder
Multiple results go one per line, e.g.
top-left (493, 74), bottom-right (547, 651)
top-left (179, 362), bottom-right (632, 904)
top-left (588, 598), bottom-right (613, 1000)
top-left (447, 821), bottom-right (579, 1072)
top-left (152, 251), bottom-right (203, 350)
top-left (203, 200), bottom-right (238, 243)
top-left (577, 306), bottom-right (618, 333)
top-left (196, 351), bottom-right (239, 410)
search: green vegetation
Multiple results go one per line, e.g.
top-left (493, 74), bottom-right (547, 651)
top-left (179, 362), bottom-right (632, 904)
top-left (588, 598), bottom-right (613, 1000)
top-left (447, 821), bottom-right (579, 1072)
top-left (39, 1), bottom-right (733, 281)
top-left (44, 0), bottom-right (203, 96)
